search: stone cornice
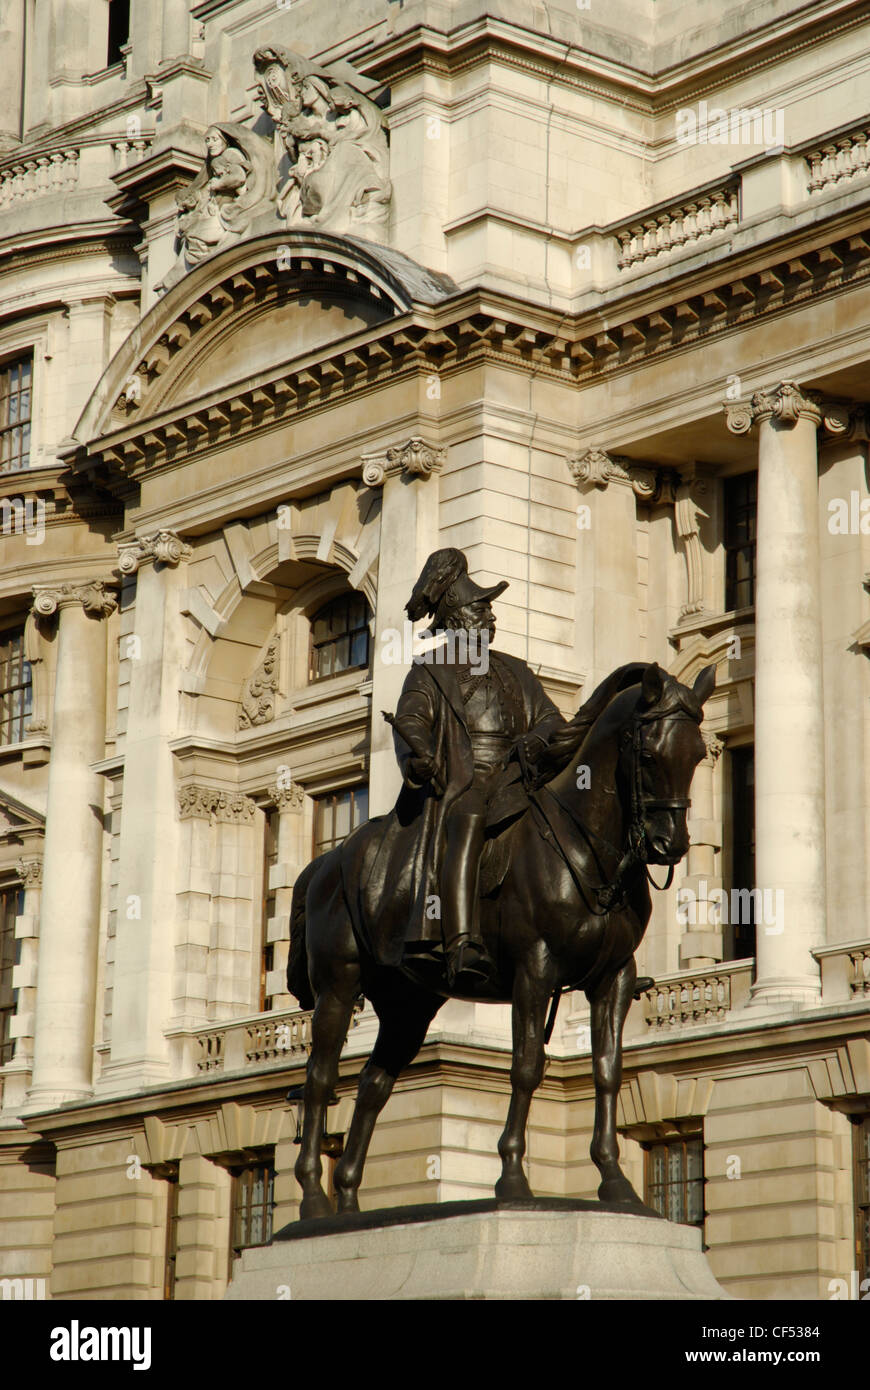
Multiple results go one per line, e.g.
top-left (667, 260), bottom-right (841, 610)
top-left (31, 579), bottom-right (117, 619)
top-left (64, 218), bottom-right (870, 498)
top-left (117, 530), bottom-right (192, 574)
top-left (361, 436), bottom-right (446, 487)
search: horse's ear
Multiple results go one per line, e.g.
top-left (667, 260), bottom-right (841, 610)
top-left (640, 662), bottom-right (664, 709)
top-left (693, 664), bottom-right (716, 706)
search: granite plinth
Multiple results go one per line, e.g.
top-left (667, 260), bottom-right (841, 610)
top-left (224, 1199), bottom-right (732, 1300)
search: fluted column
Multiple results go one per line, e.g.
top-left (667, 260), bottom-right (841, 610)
top-left (362, 438), bottom-right (444, 814)
top-left (26, 581), bottom-right (116, 1106)
top-left (102, 532), bottom-right (191, 1092)
top-left (726, 382), bottom-right (825, 1005)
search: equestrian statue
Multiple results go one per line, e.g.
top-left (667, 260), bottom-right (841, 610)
top-left (287, 547), bottom-right (715, 1219)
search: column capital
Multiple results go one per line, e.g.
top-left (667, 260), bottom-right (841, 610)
top-left (31, 579), bottom-right (117, 619)
top-left (816, 401), bottom-right (870, 442)
top-left (361, 436), bottom-right (446, 488)
top-left (725, 380), bottom-right (821, 433)
top-left (567, 447), bottom-right (658, 500)
top-left (118, 530), bottom-right (192, 574)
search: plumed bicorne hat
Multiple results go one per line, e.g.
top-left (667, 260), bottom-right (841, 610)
top-left (405, 548), bottom-right (508, 626)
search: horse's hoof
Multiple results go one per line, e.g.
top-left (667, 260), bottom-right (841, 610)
top-left (335, 1189), bottom-right (360, 1214)
top-left (494, 1173), bottom-right (534, 1202)
top-left (598, 1175), bottom-right (644, 1207)
top-left (299, 1191), bottom-right (334, 1220)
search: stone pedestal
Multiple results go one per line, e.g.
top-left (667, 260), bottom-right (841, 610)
top-left (225, 1201), bottom-right (732, 1301)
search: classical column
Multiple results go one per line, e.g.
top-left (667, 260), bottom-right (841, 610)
top-left (26, 580), bottom-right (116, 1106)
top-left (567, 448), bottom-right (658, 691)
top-left (726, 382), bottom-right (825, 1005)
top-left (102, 532), bottom-right (191, 1091)
top-left (816, 406), bottom-right (870, 944)
top-left (362, 437), bottom-right (444, 814)
top-left (0, 0), bottom-right (25, 150)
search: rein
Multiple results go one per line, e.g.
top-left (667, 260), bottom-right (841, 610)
top-left (534, 705), bottom-right (697, 915)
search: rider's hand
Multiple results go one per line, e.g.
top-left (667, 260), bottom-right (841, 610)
top-left (408, 755), bottom-right (437, 784)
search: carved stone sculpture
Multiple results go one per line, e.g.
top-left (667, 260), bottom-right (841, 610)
top-left (253, 44), bottom-right (391, 240)
top-left (158, 123), bottom-right (276, 293)
top-left (238, 637), bottom-right (280, 729)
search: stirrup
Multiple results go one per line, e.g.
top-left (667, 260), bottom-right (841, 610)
top-left (447, 937), bottom-right (497, 991)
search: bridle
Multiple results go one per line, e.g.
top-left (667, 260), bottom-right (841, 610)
top-left (530, 700), bottom-right (698, 916)
top-left (595, 706), bottom-right (696, 910)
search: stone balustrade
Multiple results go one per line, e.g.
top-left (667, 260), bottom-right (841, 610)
top-left (805, 127), bottom-right (870, 195)
top-left (642, 960), bottom-right (753, 1029)
top-left (614, 184), bottom-right (739, 271)
top-left (0, 137), bottom-right (151, 208)
top-left (813, 940), bottom-right (870, 1002)
top-left (190, 1007), bottom-right (316, 1076)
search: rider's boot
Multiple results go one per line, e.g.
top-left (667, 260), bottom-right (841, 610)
top-left (441, 808), bottom-right (497, 992)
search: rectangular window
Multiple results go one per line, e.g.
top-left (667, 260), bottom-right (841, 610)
top-left (0, 628), bottom-right (32, 746)
top-left (723, 472), bottom-right (757, 611)
top-left (726, 745), bottom-right (756, 961)
top-left (260, 808), bottom-right (279, 1012)
top-left (313, 785), bottom-right (369, 857)
top-left (107, 0), bottom-right (131, 66)
top-left (856, 1115), bottom-right (870, 1286)
top-left (230, 1162), bottom-right (275, 1270)
top-left (163, 1172), bottom-right (180, 1301)
top-left (0, 887), bottom-right (22, 1066)
top-left (644, 1135), bottom-right (705, 1229)
top-left (0, 355), bottom-right (32, 473)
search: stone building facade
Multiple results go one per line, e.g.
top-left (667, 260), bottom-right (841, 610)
top-left (0, 0), bottom-right (869, 1301)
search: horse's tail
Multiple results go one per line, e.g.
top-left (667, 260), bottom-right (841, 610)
top-left (287, 858), bottom-right (318, 1010)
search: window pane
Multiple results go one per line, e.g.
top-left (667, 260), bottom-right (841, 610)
top-left (309, 594), bottom-right (372, 682)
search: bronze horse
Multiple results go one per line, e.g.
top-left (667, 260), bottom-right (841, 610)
top-left (287, 660), bottom-right (715, 1219)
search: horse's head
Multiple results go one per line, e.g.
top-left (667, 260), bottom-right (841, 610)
top-left (616, 662), bottom-right (716, 865)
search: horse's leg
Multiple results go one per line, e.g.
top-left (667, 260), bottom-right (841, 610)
top-left (333, 987), bottom-right (442, 1213)
top-left (590, 955), bottom-right (644, 1205)
top-left (494, 959), bottom-right (553, 1201)
top-left (295, 960), bottom-right (359, 1220)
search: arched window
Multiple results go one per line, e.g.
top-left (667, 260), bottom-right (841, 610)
top-left (308, 592), bottom-right (370, 682)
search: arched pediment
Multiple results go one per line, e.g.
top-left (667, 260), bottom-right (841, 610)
top-left (73, 232), bottom-right (458, 443)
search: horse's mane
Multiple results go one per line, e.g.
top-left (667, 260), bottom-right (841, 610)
top-left (536, 661), bottom-right (649, 778)
top-left (537, 662), bottom-right (703, 782)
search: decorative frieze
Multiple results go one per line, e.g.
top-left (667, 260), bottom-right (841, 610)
top-left (702, 732), bottom-right (724, 767)
top-left (567, 448), bottom-right (658, 500)
top-left (31, 580), bottom-right (117, 619)
top-left (177, 786), bottom-right (257, 824)
top-left (118, 531), bottom-right (192, 573)
top-left (16, 857), bottom-right (43, 887)
top-left (267, 781), bottom-right (305, 810)
top-left (361, 436), bottom-right (446, 488)
top-left (238, 637), bottom-right (280, 729)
